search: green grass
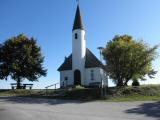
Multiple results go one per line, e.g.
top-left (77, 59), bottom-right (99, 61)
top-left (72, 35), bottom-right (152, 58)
top-left (102, 95), bottom-right (160, 102)
top-left (0, 89), bottom-right (30, 96)
top-left (0, 89), bottom-right (48, 96)
top-left (0, 85), bottom-right (160, 102)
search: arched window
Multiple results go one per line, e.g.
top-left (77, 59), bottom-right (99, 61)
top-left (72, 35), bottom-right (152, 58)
top-left (91, 70), bottom-right (94, 80)
top-left (75, 33), bottom-right (78, 39)
top-left (62, 82), bottom-right (64, 87)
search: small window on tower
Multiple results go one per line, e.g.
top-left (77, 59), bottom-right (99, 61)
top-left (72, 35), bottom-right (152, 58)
top-left (75, 33), bottom-right (78, 39)
top-left (65, 77), bottom-right (68, 81)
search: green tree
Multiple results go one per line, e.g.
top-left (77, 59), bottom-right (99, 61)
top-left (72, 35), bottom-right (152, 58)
top-left (0, 34), bottom-right (47, 89)
top-left (102, 35), bottom-right (158, 86)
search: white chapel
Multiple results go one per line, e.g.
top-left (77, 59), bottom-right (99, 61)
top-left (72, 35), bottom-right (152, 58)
top-left (58, 4), bottom-right (108, 88)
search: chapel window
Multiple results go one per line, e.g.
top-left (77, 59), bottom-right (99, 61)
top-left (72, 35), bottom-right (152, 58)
top-left (65, 77), bottom-right (68, 81)
top-left (75, 33), bottom-right (78, 39)
top-left (91, 70), bottom-right (94, 81)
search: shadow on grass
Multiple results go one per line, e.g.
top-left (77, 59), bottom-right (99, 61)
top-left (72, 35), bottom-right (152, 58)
top-left (125, 102), bottom-right (160, 119)
top-left (0, 90), bottom-right (9, 92)
top-left (0, 96), bottom-right (94, 105)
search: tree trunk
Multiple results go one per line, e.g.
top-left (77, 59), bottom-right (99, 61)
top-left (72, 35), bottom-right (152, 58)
top-left (124, 78), bottom-right (131, 86)
top-left (124, 82), bottom-right (128, 86)
top-left (16, 78), bottom-right (21, 89)
top-left (117, 79), bottom-right (124, 86)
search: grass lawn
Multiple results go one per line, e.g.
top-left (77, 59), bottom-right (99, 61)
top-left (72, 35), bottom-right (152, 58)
top-left (103, 95), bottom-right (160, 102)
top-left (0, 85), bottom-right (160, 102)
top-left (0, 89), bottom-right (48, 96)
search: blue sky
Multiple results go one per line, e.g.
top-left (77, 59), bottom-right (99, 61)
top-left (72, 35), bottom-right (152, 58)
top-left (0, 0), bottom-right (160, 89)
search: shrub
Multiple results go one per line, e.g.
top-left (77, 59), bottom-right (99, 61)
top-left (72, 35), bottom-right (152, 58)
top-left (132, 80), bottom-right (140, 86)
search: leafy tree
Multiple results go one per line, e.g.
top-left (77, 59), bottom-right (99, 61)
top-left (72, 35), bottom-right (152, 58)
top-left (0, 34), bottom-right (47, 89)
top-left (102, 35), bottom-right (158, 86)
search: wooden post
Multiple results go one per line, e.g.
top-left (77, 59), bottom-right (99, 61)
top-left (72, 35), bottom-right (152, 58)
top-left (55, 84), bottom-right (56, 90)
top-left (45, 88), bottom-right (48, 95)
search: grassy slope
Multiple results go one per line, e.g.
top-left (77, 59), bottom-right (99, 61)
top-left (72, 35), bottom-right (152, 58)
top-left (104, 95), bottom-right (160, 102)
top-left (0, 89), bottom-right (42, 96)
top-left (0, 85), bottom-right (160, 102)
top-left (60, 85), bottom-right (160, 101)
top-left (106, 85), bottom-right (160, 101)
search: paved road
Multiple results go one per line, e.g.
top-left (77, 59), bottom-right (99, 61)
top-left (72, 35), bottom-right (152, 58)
top-left (0, 97), bottom-right (159, 120)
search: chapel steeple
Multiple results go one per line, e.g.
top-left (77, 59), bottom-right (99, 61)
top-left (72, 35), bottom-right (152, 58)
top-left (58, 1), bottom-right (107, 89)
top-left (72, 2), bottom-right (86, 86)
top-left (72, 4), bottom-right (85, 31)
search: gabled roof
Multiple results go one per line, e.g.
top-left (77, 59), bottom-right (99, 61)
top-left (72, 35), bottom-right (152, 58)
top-left (85, 48), bottom-right (104, 68)
top-left (57, 54), bottom-right (72, 71)
top-left (57, 48), bottom-right (105, 71)
top-left (72, 4), bottom-right (85, 31)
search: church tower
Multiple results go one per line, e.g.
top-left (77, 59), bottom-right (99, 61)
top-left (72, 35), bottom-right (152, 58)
top-left (72, 4), bottom-right (86, 85)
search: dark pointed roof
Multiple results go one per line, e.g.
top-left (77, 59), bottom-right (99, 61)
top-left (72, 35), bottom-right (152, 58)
top-left (72, 5), bottom-right (85, 31)
top-left (57, 54), bottom-right (72, 71)
top-left (85, 48), bottom-right (104, 68)
top-left (57, 48), bottom-right (105, 71)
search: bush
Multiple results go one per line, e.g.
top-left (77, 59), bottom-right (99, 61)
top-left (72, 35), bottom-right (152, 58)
top-left (132, 80), bottom-right (140, 86)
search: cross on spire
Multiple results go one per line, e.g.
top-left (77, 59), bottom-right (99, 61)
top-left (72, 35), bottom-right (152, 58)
top-left (76, 0), bottom-right (79, 4)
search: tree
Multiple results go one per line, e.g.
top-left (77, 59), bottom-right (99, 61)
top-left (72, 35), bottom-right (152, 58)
top-left (0, 34), bottom-right (47, 89)
top-left (102, 35), bottom-right (158, 86)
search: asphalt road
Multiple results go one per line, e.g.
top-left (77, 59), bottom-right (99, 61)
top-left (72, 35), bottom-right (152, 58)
top-left (0, 97), bottom-right (159, 120)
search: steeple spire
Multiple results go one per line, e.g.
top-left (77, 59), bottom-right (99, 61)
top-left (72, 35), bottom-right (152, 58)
top-left (72, 4), bottom-right (85, 31)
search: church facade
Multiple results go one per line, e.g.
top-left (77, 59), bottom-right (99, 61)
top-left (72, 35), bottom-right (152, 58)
top-left (58, 5), bottom-right (108, 88)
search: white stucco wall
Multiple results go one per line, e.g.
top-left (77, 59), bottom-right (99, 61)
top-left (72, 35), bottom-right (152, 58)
top-left (60, 67), bottom-right (108, 87)
top-left (72, 29), bottom-right (86, 85)
top-left (85, 67), bottom-right (100, 85)
top-left (85, 67), bottom-right (108, 86)
top-left (60, 70), bottom-right (73, 87)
